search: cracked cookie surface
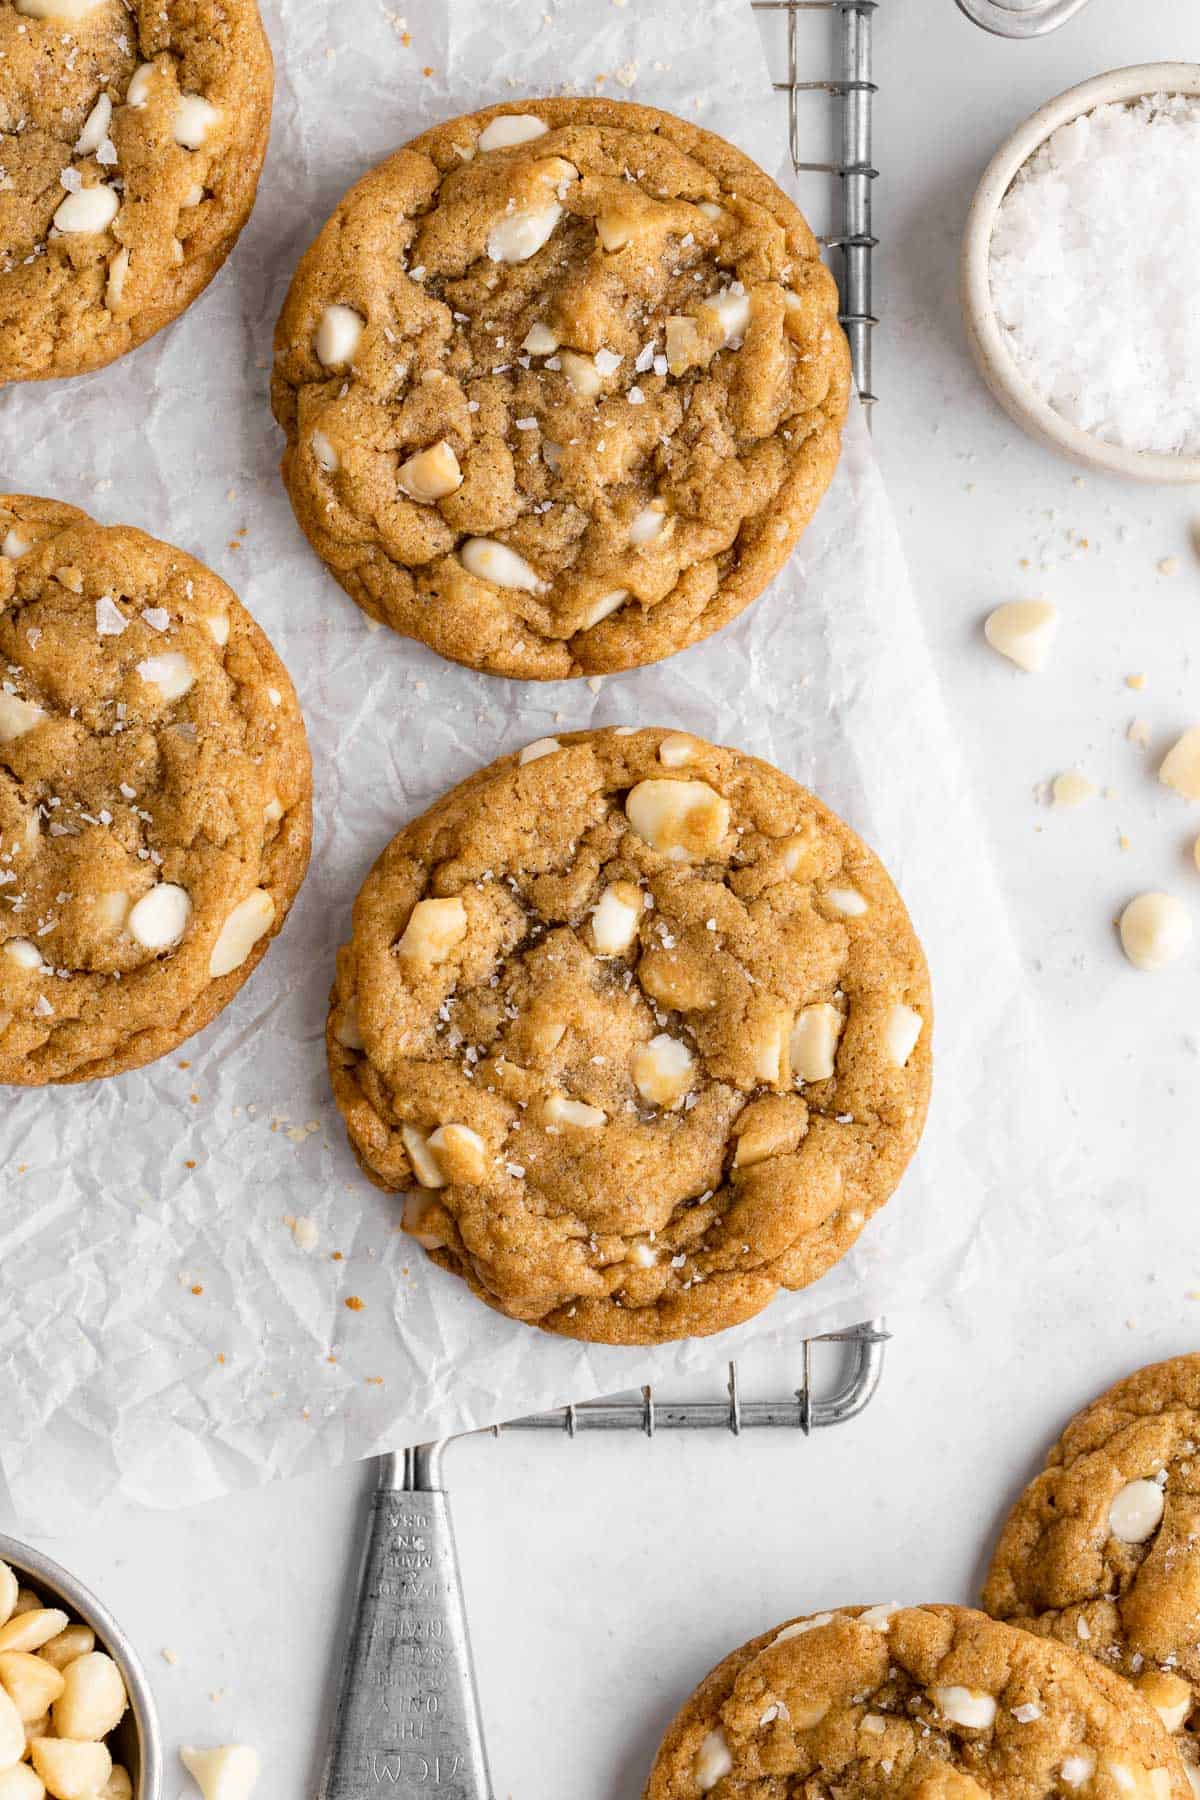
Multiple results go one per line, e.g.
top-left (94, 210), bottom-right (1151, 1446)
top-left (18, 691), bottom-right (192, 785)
top-left (0, 0), bottom-right (272, 383)
top-left (0, 494), bottom-right (311, 1084)
top-left (328, 728), bottom-right (930, 1345)
top-left (273, 96), bottom-right (850, 681)
top-left (984, 1356), bottom-right (1200, 1779)
top-left (643, 1603), bottom-right (1191, 1800)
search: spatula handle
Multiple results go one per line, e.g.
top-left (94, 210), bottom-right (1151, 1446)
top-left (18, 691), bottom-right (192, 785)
top-left (319, 1448), bottom-right (493, 1800)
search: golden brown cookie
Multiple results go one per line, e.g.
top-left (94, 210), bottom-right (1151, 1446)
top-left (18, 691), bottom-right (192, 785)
top-left (328, 728), bottom-right (930, 1344)
top-left (0, 495), bottom-right (311, 1084)
top-left (644, 1603), bottom-right (1191, 1800)
top-left (273, 97), bottom-right (850, 681)
top-left (984, 1356), bottom-right (1200, 1779)
top-left (0, 0), bottom-right (273, 384)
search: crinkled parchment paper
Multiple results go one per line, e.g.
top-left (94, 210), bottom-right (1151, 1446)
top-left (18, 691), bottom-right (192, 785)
top-left (0, 0), bottom-right (1060, 1521)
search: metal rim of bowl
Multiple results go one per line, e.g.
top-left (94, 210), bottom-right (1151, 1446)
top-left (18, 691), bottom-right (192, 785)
top-left (960, 62), bottom-right (1200, 484)
top-left (0, 1529), bottom-right (163, 1800)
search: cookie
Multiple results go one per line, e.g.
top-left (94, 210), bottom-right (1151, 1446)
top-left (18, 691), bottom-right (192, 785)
top-left (643, 1603), bottom-right (1191, 1800)
top-left (984, 1356), bottom-right (1200, 1781)
top-left (273, 97), bottom-right (850, 681)
top-left (0, 495), bottom-right (311, 1084)
top-left (0, 0), bottom-right (272, 384)
top-left (327, 727), bottom-right (930, 1344)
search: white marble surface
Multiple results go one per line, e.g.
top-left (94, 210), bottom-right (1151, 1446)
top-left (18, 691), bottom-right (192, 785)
top-left (7, 2), bottom-right (1200, 1795)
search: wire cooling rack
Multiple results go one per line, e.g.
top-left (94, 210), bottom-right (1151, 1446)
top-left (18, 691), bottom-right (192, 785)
top-left (318, 8), bottom-right (884, 1795)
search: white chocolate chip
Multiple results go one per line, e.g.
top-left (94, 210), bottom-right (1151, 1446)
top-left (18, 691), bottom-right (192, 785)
top-left (701, 288), bottom-right (751, 346)
top-left (208, 889), bottom-right (274, 978)
top-left (311, 431), bottom-right (339, 473)
top-left (629, 503), bottom-right (669, 546)
top-left (333, 996), bottom-right (363, 1050)
top-left (0, 1568), bottom-right (15, 1629)
top-left (697, 201), bottom-right (725, 221)
top-left (128, 884), bottom-right (191, 951)
top-left (519, 737), bottom-right (560, 764)
top-left (402, 1190), bottom-right (443, 1249)
top-left (861, 1715), bottom-right (887, 1736)
top-left (658, 734), bottom-right (698, 768)
top-left (52, 1653), bottom-right (126, 1742)
top-left (983, 600), bottom-right (1058, 673)
top-left (477, 113), bottom-right (549, 151)
top-left (665, 315), bottom-right (703, 372)
top-left (125, 64), bottom-right (156, 107)
top-left (30, 1738), bottom-right (111, 1800)
top-left (581, 589), bottom-right (628, 628)
top-left (632, 1032), bottom-right (695, 1109)
top-left (402, 1125), bottom-right (446, 1190)
top-left (398, 441), bottom-right (463, 503)
top-left (173, 95), bottom-right (220, 149)
top-left (1, 530), bottom-right (30, 559)
top-left (627, 1240), bottom-right (658, 1267)
top-left (693, 1730), bottom-right (732, 1794)
top-left (1159, 728), bottom-right (1200, 802)
top-left (1137, 1671), bottom-right (1192, 1734)
top-left (458, 538), bottom-right (546, 593)
top-left (1119, 893), bottom-right (1192, 972)
top-left (790, 1004), bottom-right (842, 1082)
top-left (590, 882), bottom-right (641, 955)
top-left (0, 693), bottom-right (45, 743)
top-left (772, 1615), bottom-right (833, 1645)
top-left (486, 201), bottom-right (562, 265)
top-left (0, 1612), bottom-right (68, 1656)
top-left (179, 1745), bottom-right (260, 1800)
top-left (931, 1687), bottom-right (997, 1730)
top-left (626, 779), bottom-right (730, 861)
top-left (1062, 1756), bottom-right (1097, 1788)
top-left (752, 1012), bottom-right (791, 1086)
top-left (1052, 770), bottom-right (1096, 809)
top-left (825, 886), bottom-right (867, 917)
top-left (315, 304), bottom-right (364, 368)
top-left (105, 248), bottom-right (129, 311)
top-left (1109, 1478), bottom-right (1165, 1543)
top-left (95, 893), bottom-right (129, 933)
top-left (3, 939), bottom-right (43, 972)
top-left (53, 185), bottom-right (119, 234)
top-left (263, 794), bottom-right (283, 825)
top-left (1012, 1703), bottom-right (1042, 1724)
top-left (522, 323), bottom-right (559, 355)
top-left (15, 0), bottom-right (105, 14)
top-left (137, 652), bottom-right (194, 701)
top-left (397, 896), bottom-right (468, 967)
top-left (883, 1003), bottom-right (923, 1069)
top-left (427, 1123), bottom-right (488, 1185)
top-left (75, 94), bottom-right (113, 157)
top-left (858, 1603), bottom-right (902, 1630)
top-left (0, 1756), bottom-right (45, 1797)
top-left (545, 1094), bottom-right (606, 1129)
top-left (559, 351), bottom-right (603, 398)
top-left (183, 183), bottom-right (204, 207)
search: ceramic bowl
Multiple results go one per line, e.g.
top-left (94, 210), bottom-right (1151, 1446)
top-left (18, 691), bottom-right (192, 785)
top-left (0, 1531), bottom-right (163, 1800)
top-left (961, 63), bottom-right (1200, 483)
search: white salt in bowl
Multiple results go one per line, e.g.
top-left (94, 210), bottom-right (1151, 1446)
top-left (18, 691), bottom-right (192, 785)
top-left (961, 63), bottom-right (1200, 483)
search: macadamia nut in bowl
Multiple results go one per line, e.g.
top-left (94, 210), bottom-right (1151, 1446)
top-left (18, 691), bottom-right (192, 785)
top-left (0, 1534), bottom-right (161, 1800)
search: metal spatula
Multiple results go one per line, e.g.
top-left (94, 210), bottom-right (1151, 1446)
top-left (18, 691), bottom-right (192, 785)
top-left (956, 0), bottom-right (1094, 36)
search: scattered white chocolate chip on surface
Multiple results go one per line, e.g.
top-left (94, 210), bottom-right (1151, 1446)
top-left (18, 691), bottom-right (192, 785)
top-left (208, 889), bottom-right (275, 978)
top-left (16, 0), bottom-right (106, 14)
top-left (625, 779), bottom-right (730, 861)
top-left (398, 441), bottom-right (462, 503)
top-left (931, 1686), bottom-right (997, 1729)
top-left (1, 530), bottom-right (30, 559)
top-left (632, 1032), bottom-right (695, 1109)
top-left (397, 896), bottom-right (467, 966)
top-left (173, 96), bottom-right (220, 149)
top-left (1051, 770), bottom-right (1096, 809)
top-left (1159, 727), bottom-right (1200, 802)
top-left (518, 737), bottom-right (560, 765)
top-left (1062, 1756), bottom-right (1097, 1788)
top-left (128, 884), bottom-right (192, 953)
top-left (125, 64), bottom-right (155, 107)
top-left (1136, 1670), bottom-right (1191, 1734)
top-left (53, 186), bottom-right (119, 235)
top-left (105, 247), bottom-right (130, 312)
top-left (701, 286), bottom-right (751, 346)
top-left (629, 503), bottom-right (669, 546)
top-left (75, 94), bottom-right (113, 157)
top-left (824, 886), bottom-right (867, 917)
top-left (545, 1094), bottom-right (606, 1129)
top-left (0, 694), bottom-right (45, 744)
top-left (521, 323), bottom-right (560, 355)
top-left (179, 1744), bottom-right (260, 1800)
top-left (486, 201), bottom-right (562, 265)
top-left (559, 350), bottom-right (603, 398)
top-left (658, 733), bottom-right (698, 768)
top-left (136, 653), bottom-right (194, 701)
top-left (984, 600), bottom-right (1058, 673)
top-left (580, 589), bottom-right (627, 628)
top-left (1108, 1477), bottom-right (1165, 1542)
top-left (790, 1003), bottom-right (842, 1082)
top-left (3, 939), bottom-right (43, 972)
top-left (1119, 893), bottom-right (1192, 972)
top-left (590, 882), bottom-right (641, 955)
top-left (458, 538), bottom-right (545, 593)
top-left (315, 304), bottom-right (364, 368)
top-left (883, 1004), bottom-right (923, 1068)
top-left (427, 1123), bottom-right (488, 1184)
top-left (311, 431), bottom-right (339, 473)
top-left (402, 1124), bottom-right (447, 1190)
top-left (477, 113), bottom-right (548, 151)
top-left (693, 1729), bottom-right (732, 1793)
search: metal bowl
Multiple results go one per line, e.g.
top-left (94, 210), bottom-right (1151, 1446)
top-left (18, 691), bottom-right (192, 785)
top-left (960, 63), bottom-right (1200, 483)
top-left (0, 1531), bottom-right (162, 1800)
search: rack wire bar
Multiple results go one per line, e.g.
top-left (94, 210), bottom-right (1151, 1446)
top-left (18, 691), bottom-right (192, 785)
top-left (319, 11), bottom-right (886, 1793)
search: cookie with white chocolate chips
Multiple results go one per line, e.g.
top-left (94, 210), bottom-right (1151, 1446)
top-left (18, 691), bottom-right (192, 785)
top-left (0, 0), bottom-right (272, 383)
top-left (643, 1604), bottom-right (1192, 1800)
top-left (984, 1356), bottom-right (1200, 1786)
top-left (0, 495), bottom-right (311, 1084)
top-left (328, 728), bottom-right (930, 1344)
top-left (272, 97), bottom-right (850, 680)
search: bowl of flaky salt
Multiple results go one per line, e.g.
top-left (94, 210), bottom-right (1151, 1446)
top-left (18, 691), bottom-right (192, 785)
top-left (961, 63), bottom-right (1200, 482)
